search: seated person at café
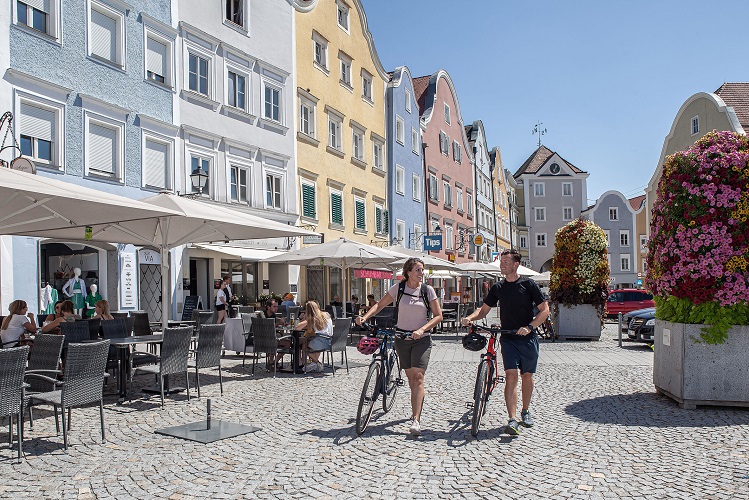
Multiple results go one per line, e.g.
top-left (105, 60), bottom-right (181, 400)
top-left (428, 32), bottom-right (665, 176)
top-left (257, 299), bottom-right (285, 324)
top-left (280, 293), bottom-right (296, 308)
top-left (330, 295), bottom-right (343, 307)
top-left (41, 300), bottom-right (76, 333)
top-left (94, 299), bottom-right (114, 320)
top-left (1, 300), bottom-right (37, 347)
top-left (366, 294), bottom-right (377, 310)
top-left (295, 301), bottom-right (333, 373)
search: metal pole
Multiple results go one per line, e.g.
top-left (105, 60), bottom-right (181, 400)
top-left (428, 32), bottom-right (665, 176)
top-left (618, 312), bottom-right (623, 348)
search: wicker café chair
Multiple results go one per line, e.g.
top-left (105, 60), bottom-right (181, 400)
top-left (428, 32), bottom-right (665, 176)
top-left (27, 340), bottom-right (110, 450)
top-left (188, 324), bottom-right (225, 397)
top-left (24, 334), bottom-right (64, 427)
top-left (307, 318), bottom-right (351, 376)
top-left (131, 327), bottom-right (192, 407)
top-left (251, 318), bottom-right (292, 377)
top-left (0, 346), bottom-right (30, 462)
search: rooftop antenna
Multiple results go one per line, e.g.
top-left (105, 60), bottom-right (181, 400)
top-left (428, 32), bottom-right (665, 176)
top-left (532, 121), bottom-right (547, 148)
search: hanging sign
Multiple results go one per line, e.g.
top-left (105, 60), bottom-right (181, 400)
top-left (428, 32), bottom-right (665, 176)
top-left (473, 233), bottom-right (484, 246)
top-left (85, 226), bottom-right (92, 241)
top-left (423, 235), bottom-right (442, 251)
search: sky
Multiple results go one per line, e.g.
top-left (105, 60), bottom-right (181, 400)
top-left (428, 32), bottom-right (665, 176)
top-left (360, 0), bottom-right (749, 204)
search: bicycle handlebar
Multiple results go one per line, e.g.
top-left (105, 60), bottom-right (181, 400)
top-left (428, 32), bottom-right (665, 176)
top-left (469, 323), bottom-right (516, 335)
top-left (360, 322), bottom-right (413, 339)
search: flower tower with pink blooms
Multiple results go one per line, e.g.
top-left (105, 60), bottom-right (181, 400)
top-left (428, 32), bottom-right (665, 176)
top-left (648, 130), bottom-right (749, 408)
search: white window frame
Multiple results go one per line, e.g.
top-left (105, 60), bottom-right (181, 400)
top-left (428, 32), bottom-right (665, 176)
top-left (262, 79), bottom-right (283, 124)
top-left (604, 230), bottom-right (610, 247)
top-left (84, 112), bottom-right (125, 182)
top-left (352, 126), bottom-right (365, 162)
top-left (444, 103), bottom-right (451, 124)
top-left (405, 89), bottom-right (412, 113)
top-left (620, 254), bottom-right (631, 272)
top-left (327, 111), bottom-right (343, 152)
top-left (300, 179), bottom-right (317, 220)
top-left (443, 181), bottom-right (452, 208)
top-left (413, 223), bottom-right (422, 249)
top-left (395, 165), bottom-right (405, 195)
top-left (361, 69), bottom-right (373, 103)
top-left (395, 220), bottom-right (406, 245)
top-left (563, 206), bottom-right (573, 221)
top-left (372, 138), bottom-right (384, 170)
top-left (228, 162), bottom-right (251, 205)
top-left (536, 233), bottom-right (547, 247)
top-left (395, 115), bottom-right (405, 144)
top-left (456, 187), bottom-right (464, 212)
top-left (14, 0), bottom-right (62, 40)
top-left (330, 188), bottom-right (344, 226)
top-left (411, 128), bottom-right (419, 154)
top-left (452, 140), bottom-right (461, 163)
top-left (534, 207), bottom-right (546, 222)
top-left (224, 0), bottom-right (249, 33)
top-left (429, 174), bottom-right (439, 202)
top-left (336, 0), bottom-right (349, 33)
top-left (312, 31), bottom-right (329, 73)
top-left (412, 173), bottom-right (422, 202)
top-left (141, 131), bottom-right (174, 191)
top-left (534, 182), bottom-right (545, 197)
top-left (445, 225), bottom-right (454, 251)
top-left (264, 170), bottom-right (284, 211)
top-left (225, 63), bottom-right (251, 113)
top-left (338, 51), bottom-right (352, 88)
top-left (354, 195), bottom-right (366, 231)
top-left (186, 149), bottom-right (214, 198)
top-left (620, 230), bottom-right (630, 247)
top-left (15, 91), bottom-right (65, 169)
top-left (467, 193), bottom-right (473, 216)
top-left (640, 235), bottom-right (648, 252)
top-left (299, 97), bottom-right (316, 138)
top-left (562, 182), bottom-right (573, 196)
top-left (87, 1), bottom-right (126, 69)
top-left (691, 115), bottom-right (699, 136)
top-left (184, 42), bottom-right (215, 100)
top-left (520, 236), bottom-right (527, 249)
top-left (143, 21), bottom-right (176, 90)
top-left (609, 207), bottom-right (619, 221)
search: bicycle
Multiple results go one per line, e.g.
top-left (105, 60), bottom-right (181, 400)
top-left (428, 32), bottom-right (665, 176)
top-left (537, 317), bottom-right (556, 341)
top-left (355, 323), bottom-right (408, 435)
top-left (464, 324), bottom-right (513, 437)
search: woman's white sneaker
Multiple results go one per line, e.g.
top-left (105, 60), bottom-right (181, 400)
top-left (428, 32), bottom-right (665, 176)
top-left (409, 420), bottom-right (421, 436)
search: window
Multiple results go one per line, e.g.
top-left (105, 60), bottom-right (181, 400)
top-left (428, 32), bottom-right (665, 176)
top-left (143, 137), bottom-right (171, 190)
top-left (375, 205), bottom-right (389, 235)
top-left (339, 52), bottom-right (352, 87)
top-left (299, 99), bottom-right (315, 137)
top-left (330, 190), bottom-right (343, 225)
top-left (620, 230), bottom-right (630, 247)
top-left (563, 207), bottom-right (573, 221)
top-left (225, 0), bottom-right (244, 28)
top-left (640, 235), bottom-right (648, 252)
top-left (87, 119), bottom-right (122, 180)
top-left (328, 113), bottom-right (342, 151)
top-left (336, 0), bottom-right (349, 31)
top-left (429, 174), bottom-right (439, 202)
top-left (395, 116), bottom-right (404, 144)
top-left (445, 226), bottom-right (454, 250)
top-left (146, 36), bottom-right (168, 85)
top-left (354, 197), bottom-right (366, 231)
top-left (535, 207), bottom-right (546, 221)
top-left (562, 182), bottom-right (573, 196)
top-left (412, 173), bottom-right (421, 202)
top-left (301, 181), bottom-right (316, 219)
top-left (691, 115), bottom-right (699, 135)
top-left (372, 140), bottom-right (384, 170)
top-left (411, 128), bottom-right (419, 154)
top-left (395, 220), bottom-right (405, 244)
top-left (188, 53), bottom-right (209, 95)
top-left (227, 71), bottom-right (246, 110)
top-left (520, 236), bottom-right (527, 248)
top-left (18, 101), bottom-right (56, 165)
top-left (230, 165), bottom-right (249, 203)
top-left (17, 0), bottom-right (48, 33)
top-left (467, 193), bottom-right (473, 215)
top-left (609, 207), bottom-right (619, 221)
top-left (405, 90), bottom-right (411, 113)
top-left (312, 32), bottom-right (328, 71)
top-left (413, 224), bottom-right (422, 249)
top-left (89, 3), bottom-right (124, 67)
top-left (439, 131), bottom-right (449, 155)
top-left (189, 156), bottom-right (210, 194)
top-left (361, 70), bottom-right (373, 101)
top-left (265, 174), bottom-right (282, 209)
top-left (263, 84), bottom-right (281, 122)
top-left (395, 165), bottom-right (405, 195)
top-left (604, 230), bottom-right (610, 247)
top-left (620, 254), bottom-right (631, 272)
top-left (534, 182), bottom-right (545, 197)
top-left (456, 188), bottom-right (463, 211)
top-left (452, 141), bottom-right (462, 163)
top-left (443, 181), bottom-right (452, 207)
top-left (536, 233), bottom-right (547, 247)
top-left (444, 103), bottom-right (451, 124)
top-left (352, 128), bottom-right (364, 161)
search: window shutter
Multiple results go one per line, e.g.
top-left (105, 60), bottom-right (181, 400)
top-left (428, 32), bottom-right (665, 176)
top-left (20, 103), bottom-right (54, 141)
top-left (375, 206), bottom-right (382, 233)
top-left (88, 123), bottom-right (117, 176)
top-left (302, 183), bottom-right (316, 219)
top-left (25, 0), bottom-right (50, 12)
top-left (355, 200), bottom-right (365, 229)
top-left (91, 9), bottom-right (117, 62)
top-left (383, 210), bottom-right (389, 234)
top-left (144, 139), bottom-right (168, 188)
top-left (146, 37), bottom-right (167, 78)
top-left (331, 192), bottom-right (343, 225)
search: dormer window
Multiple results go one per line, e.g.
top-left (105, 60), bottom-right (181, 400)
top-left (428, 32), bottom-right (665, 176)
top-left (336, 0), bottom-right (349, 32)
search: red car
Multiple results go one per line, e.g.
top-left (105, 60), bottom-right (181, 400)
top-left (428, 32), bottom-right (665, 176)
top-left (605, 289), bottom-right (655, 318)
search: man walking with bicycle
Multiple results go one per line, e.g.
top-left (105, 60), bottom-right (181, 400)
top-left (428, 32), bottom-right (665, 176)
top-left (462, 249), bottom-right (549, 435)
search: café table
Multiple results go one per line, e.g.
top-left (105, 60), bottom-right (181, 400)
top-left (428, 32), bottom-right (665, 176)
top-left (276, 326), bottom-right (304, 374)
top-left (223, 317), bottom-right (246, 354)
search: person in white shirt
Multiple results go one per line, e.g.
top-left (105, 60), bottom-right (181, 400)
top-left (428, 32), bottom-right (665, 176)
top-left (295, 301), bottom-right (333, 373)
top-left (1, 300), bottom-right (37, 347)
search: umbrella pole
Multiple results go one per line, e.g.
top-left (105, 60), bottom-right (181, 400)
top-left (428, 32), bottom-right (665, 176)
top-left (160, 218), bottom-right (170, 332)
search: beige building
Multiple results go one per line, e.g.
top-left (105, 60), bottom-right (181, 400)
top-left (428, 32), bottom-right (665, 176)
top-left (489, 147), bottom-right (512, 254)
top-left (629, 194), bottom-right (647, 282)
top-left (645, 83), bottom-right (749, 237)
top-left (295, 0), bottom-right (389, 302)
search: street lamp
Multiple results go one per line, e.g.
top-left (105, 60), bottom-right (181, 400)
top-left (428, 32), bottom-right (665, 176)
top-left (189, 164), bottom-right (208, 195)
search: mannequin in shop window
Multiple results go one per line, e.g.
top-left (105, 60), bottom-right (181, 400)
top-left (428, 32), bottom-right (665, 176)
top-left (40, 281), bottom-right (58, 315)
top-left (62, 267), bottom-right (87, 316)
top-left (84, 283), bottom-right (102, 319)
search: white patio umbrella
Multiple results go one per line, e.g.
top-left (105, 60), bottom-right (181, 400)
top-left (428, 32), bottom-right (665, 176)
top-left (263, 237), bottom-right (403, 317)
top-left (383, 245), bottom-right (457, 272)
top-left (16, 192), bottom-right (317, 330)
top-left (518, 265), bottom-right (542, 277)
top-left (531, 271), bottom-right (551, 282)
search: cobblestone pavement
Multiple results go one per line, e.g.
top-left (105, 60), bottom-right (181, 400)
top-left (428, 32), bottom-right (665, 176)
top-left (2, 321), bottom-right (748, 499)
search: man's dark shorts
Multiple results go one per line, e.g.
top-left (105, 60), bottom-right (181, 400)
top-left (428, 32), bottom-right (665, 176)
top-left (499, 335), bottom-right (539, 374)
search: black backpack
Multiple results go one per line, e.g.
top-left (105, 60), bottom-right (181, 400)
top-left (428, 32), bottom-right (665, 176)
top-left (392, 281), bottom-right (432, 327)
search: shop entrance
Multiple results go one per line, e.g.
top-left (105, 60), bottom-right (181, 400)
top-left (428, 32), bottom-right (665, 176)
top-left (40, 242), bottom-right (101, 316)
top-left (189, 258), bottom-right (211, 309)
top-left (220, 261), bottom-right (258, 305)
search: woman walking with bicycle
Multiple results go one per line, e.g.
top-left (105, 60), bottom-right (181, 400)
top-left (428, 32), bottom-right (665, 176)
top-left (356, 258), bottom-right (442, 436)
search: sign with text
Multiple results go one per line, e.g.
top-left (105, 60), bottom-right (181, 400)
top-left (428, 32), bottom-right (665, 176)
top-left (119, 253), bottom-right (137, 308)
top-left (354, 269), bottom-right (393, 280)
top-left (303, 234), bottom-right (324, 244)
top-left (138, 248), bottom-right (161, 265)
top-left (473, 233), bottom-right (484, 246)
top-left (423, 234), bottom-right (442, 251)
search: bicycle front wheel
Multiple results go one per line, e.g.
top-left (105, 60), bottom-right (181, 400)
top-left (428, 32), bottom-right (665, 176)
top-left (356, 362), bottom-right (381, 435)
top-left (382, 352), bottom-right (401, 413)
top-left (471, 360), bottom-right (490, 437)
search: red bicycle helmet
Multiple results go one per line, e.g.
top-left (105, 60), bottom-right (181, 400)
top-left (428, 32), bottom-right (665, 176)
top-left (357, 337), bottom-right (381, 355)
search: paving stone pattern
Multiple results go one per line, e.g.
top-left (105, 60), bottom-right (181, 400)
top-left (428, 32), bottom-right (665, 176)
top-left (2, 320), bottom-right (748, 499)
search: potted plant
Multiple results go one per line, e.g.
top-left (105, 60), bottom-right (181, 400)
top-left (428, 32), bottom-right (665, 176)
top-left (549, 218), bottom-right (610, 340)
top-left (646, 130), bottom-right (749, 408)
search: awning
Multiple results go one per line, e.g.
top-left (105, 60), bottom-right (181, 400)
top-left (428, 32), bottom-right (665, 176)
top-left (192, 244), bottom-right (285, 261)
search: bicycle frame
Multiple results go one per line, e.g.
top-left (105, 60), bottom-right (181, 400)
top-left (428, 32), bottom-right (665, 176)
top-left (473, 325), bottom-right (507, 396)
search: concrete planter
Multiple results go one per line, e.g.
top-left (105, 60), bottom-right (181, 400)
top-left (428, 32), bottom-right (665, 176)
top-left (654, 320), bottom-right (749, 409)
top-left (553, 304), bottom-right (601, 340)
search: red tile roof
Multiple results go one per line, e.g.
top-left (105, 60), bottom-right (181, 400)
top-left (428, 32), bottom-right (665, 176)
top-left (412, 75), bottom-right (431, 114)
top-left (628, 194), bottom-right (646, 211)
top-left (513, 145), bottom-right (585, 177)
top-left (714, 83), bottom-right (749, 128)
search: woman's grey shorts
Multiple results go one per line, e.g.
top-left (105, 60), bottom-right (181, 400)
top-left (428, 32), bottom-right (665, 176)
top-left (309, 335), bottom-right (331, 351)
top-left (394, 336), bottom-right (432, 371)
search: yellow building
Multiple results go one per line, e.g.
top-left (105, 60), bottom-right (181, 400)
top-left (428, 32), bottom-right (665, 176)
top-left (295, 0), bottom-right (389, 302)
top-left (490, 147), bottom-right (512, 254)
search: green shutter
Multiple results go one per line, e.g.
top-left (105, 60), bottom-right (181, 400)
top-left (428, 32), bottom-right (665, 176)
top-left (301, 183), bottom-right (316, 219)
top-left (375, 206), bottom-right (382, 233)
top-left (331, 192), bottom-right (343, 225)
top-left (383, 209), bottom-right (389, 234)
top-left (355, 200), bottom-right (365, 230)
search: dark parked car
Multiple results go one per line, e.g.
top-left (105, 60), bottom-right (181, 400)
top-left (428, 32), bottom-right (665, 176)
top-left (606, 289), bottom-right (655, 318)
top-left (625, 308), bottom-right (656, 343)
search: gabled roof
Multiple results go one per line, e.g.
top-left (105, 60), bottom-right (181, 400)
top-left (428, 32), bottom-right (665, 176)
top-left (513, 145), bottom-right (586, 177)
top-left (628, 194), bottom-right (646, 211)
top-left (714, 83), bottom-right (749, 128)
top-left (412, 75), bottom-right (430, 114)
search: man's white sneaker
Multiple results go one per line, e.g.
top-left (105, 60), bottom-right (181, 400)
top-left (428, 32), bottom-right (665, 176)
top-left (409, 420), bottom-right (421, 436)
